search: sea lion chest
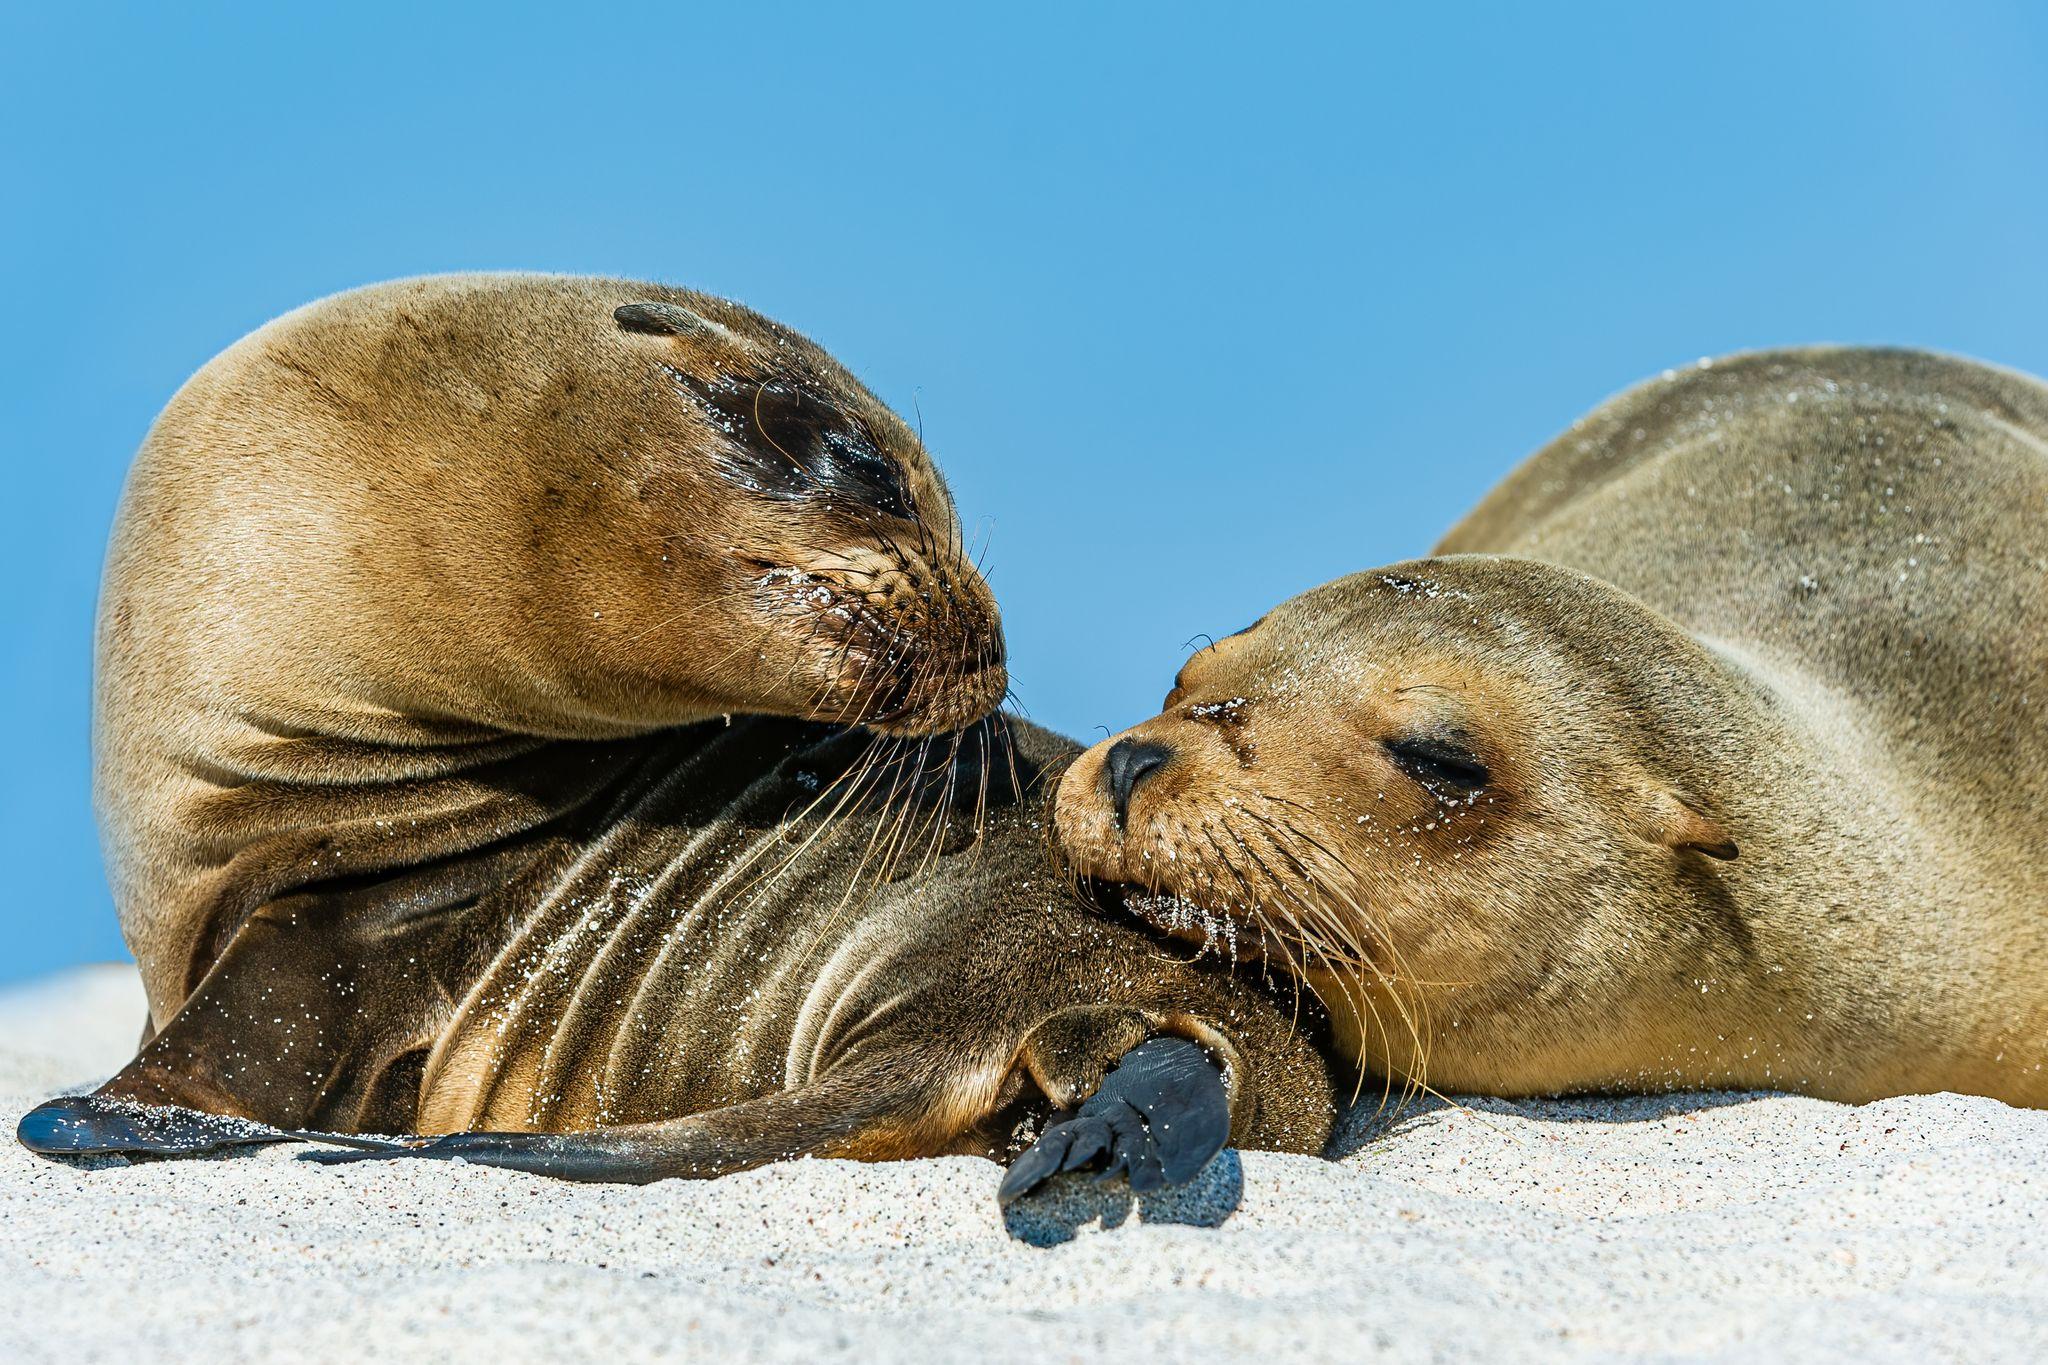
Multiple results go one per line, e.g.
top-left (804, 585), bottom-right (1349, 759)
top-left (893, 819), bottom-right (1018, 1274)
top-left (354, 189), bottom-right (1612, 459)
top-left (412, 720), bottom-right (991, 1133)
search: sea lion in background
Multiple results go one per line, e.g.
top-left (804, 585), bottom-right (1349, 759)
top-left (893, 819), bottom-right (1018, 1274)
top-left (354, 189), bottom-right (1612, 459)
top-left (20, 274), bottom-right (1334, 1189)
top-left (1058, 347), bottom-right (2048, 1108)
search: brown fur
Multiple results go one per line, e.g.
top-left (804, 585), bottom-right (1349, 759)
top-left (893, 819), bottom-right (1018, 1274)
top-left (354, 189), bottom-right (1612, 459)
top-left (100, 273), bottom-right (1002, 1023)
top-left (81, 274), bottom-right (1335, 1175)
top-left (1057, 347), bottom-right (2048, 1107)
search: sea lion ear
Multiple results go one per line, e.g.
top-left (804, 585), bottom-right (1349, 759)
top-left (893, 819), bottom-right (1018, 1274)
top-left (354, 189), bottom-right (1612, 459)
top-left (613, 301), bottom-right (732, 342)
top-left (1642, 790), bottom-right (1739, 860)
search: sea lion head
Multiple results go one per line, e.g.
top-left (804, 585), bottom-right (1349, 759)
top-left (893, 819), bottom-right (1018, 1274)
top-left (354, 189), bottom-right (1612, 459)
top-left (1053, 555), bottom-right (1747, 1086)
top-left (583, 294), bottom-right (1004, 736)
top-left (111, 275), bottom-right (1008, 746)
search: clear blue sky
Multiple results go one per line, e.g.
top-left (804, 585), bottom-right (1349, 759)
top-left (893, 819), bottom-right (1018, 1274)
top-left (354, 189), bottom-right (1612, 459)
top-left (4, 4), bottom-right (2046, 983)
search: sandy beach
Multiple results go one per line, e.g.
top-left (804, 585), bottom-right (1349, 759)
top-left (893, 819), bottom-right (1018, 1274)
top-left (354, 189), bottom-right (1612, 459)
top-left (2, 964), bottom-right (2042, 1363)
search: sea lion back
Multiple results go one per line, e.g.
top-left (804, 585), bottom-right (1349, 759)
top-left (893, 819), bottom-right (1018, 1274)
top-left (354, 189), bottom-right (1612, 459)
top-left (1440, 347), bottom-right (2048, 855)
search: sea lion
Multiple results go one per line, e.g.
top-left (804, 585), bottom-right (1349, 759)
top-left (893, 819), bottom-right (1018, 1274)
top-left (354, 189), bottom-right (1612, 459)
top-left (20, 274), bottom-right (1335, 1189)
top-left (93, 272), bottom-right (1006, 1031)
top-left (1056, 347), bottom-right (2048, 1108)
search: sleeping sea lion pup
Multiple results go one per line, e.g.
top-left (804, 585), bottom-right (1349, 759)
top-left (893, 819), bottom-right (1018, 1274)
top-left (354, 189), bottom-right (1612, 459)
top-left (21, 274), bottom-right (1335, 1190)
top-left (1057, 347), bottom-right (2048, 1107)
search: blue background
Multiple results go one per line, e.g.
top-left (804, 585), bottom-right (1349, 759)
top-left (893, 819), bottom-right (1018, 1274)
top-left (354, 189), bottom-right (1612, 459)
top-left (4, 4), bottom-right (2046, 983)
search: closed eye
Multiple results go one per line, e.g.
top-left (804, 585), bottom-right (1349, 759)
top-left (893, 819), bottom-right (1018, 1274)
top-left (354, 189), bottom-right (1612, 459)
top-left (812, 427), bottom-right (914, 520)
top-left (1385, 736), bottom-right (1490, 791)
top-left (667, 368), bottom-right (916, 520)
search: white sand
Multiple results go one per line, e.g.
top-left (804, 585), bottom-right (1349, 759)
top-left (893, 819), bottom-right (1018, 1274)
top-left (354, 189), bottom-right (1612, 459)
top-left (3, 965), bottom-right (2044, 1363)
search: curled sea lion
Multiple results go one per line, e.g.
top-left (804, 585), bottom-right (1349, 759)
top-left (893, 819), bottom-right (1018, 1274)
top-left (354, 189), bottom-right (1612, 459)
top-left (21, 274), bottom-right (1334, 1189)
top-left (1057, 347), bottom-right (2048, 1107)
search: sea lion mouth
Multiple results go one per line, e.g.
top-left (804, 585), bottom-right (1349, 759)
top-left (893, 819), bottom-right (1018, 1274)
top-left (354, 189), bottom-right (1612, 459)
top-left (755, 563), bottom-right (1007, 736)
top-left (861, 657), bottom-right (1008, 735)
top-left (1078, 876), bottom-right (1305, 968)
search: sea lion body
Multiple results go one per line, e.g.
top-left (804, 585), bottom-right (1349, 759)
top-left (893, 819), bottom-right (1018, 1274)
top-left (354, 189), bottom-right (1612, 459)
top-left (98, 273), bottom-right (1003, 1027)
top-left (87, 714), bottom-right (1331, 1173)
top-left (1058, 348), bottom-right (2048, 1106)
top-left (29, 274), bottom-right (1333, 1181)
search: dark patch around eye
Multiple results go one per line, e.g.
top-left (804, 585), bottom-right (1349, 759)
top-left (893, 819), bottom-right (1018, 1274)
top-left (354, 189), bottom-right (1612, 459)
top-left (1385, 736), bottom-right (1490, 791)
top-left (664, 366), bottom-right (915, 520)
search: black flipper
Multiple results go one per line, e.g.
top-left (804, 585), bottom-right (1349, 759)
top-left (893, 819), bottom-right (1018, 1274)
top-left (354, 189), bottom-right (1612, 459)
top-left (301, 1131), bottom-right (613, 1180)
top-left (299, 1065), bottom-right (934, 1185)
top-left (1061, 1115), bottom-right (1115, 1172)
top-left (16, 1093), bottom-right (410, 1159)
top-left (1107, 1098), bottom-right (1167, 1193)
top-left (997, 1037), bottom-right (1230, 1204)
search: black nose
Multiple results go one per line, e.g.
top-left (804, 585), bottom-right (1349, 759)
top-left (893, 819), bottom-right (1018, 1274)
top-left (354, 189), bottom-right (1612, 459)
top-left (1102, 738), bottom-right (1172, 828)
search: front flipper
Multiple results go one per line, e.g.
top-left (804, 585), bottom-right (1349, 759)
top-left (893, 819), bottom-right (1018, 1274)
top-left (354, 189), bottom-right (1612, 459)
top-left (17, 1093), bottom-right (411, 1159)
top-left (998, 1037), bottom-right (1229, 1204)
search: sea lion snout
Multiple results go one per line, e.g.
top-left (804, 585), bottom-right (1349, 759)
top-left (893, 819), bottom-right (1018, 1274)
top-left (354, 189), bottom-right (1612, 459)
top-left (1057, 722), bottom-right (1189, 872)
top-left (762, 542), bottom-right (1007, 734)
top-left (1101, 737), bottom-right (1172, 827)
top-left (1053, 709), bottom-right (1276, 946)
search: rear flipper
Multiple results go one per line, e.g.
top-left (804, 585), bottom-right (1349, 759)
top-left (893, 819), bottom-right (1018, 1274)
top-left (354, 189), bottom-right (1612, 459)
top-left (304, 1020), bottom-right (1243, 1199)
top-left (300, 1066), bottom-right (936, 1183)
top-left (16, 1093), bottom-right (410, 1159)
top-left (28, 837), bottom-right (543, 1156)
top-left (997, 1037), bottom-right (1228, 1203)
top-left (16, 864), bottom-right (501, 1166)
top-left (20, 1070), bottom-right (921, 1180)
